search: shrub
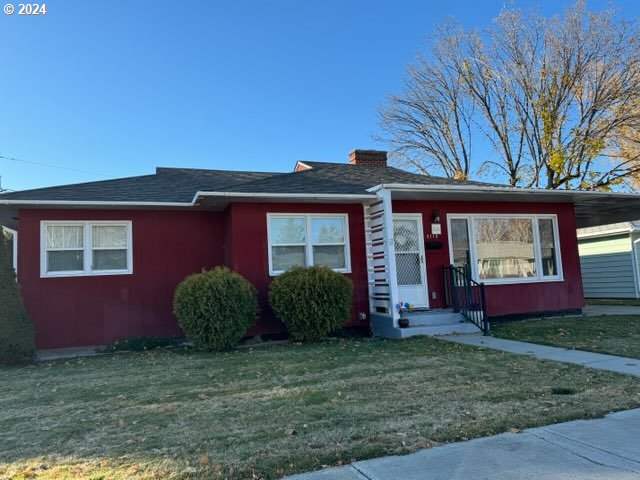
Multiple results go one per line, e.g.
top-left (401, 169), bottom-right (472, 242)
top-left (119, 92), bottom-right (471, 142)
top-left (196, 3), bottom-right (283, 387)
top-left (0, 227), bottom-right (35, 364)
top-left (103, 336), bottom-right (185, 352)
top-left (269, 265), bottom-right (353, 342)
top-left (173, 267), bottom-right (257, 351)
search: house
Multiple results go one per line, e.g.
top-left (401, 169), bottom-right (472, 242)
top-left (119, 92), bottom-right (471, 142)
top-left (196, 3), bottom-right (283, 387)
top-left (577, 222), bottom-right (640, 299)
top-left (2, 149), bottom-right (640, 349)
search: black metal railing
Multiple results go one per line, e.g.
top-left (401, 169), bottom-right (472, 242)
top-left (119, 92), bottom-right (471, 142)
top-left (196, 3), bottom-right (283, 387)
top-left (442, 265), bottom-right (489, 335)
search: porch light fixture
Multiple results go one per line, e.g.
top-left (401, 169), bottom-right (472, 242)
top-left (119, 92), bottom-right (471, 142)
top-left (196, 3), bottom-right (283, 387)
top-left (432, 210), bottom-right (441, 223)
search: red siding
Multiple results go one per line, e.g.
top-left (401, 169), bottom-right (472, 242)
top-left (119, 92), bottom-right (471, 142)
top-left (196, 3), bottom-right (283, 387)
top-left (17, 199), bottom-right (584, 349)
top-left (18, 209), bottom-right (226, 348)
top-left (225, 202), bottom-right (370, 335)
top-left (393, 200), bottom-right (584, 316)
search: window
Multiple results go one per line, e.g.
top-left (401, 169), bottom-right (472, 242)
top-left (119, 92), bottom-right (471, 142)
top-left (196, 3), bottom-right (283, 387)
top-left (268, 214), bottom-right (350, 274)
top-left (447, 214), bottom-right (562, 284)
top-left (450, 218), bottom-right (471, 269)
top-left (41, 221), bottom-right (132, 277)
top-left (475, 217), bottom-right (536, 279)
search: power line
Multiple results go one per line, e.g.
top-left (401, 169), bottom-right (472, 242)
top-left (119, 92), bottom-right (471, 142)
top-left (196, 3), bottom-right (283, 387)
top-left (0, 153), bottom-right (115, 179)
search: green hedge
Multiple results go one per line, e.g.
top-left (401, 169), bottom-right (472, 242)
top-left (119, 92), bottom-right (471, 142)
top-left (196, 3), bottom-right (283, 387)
top-left (269, 266), bottom-right (353, 341)
top-left (173, 267), bottom-right (257, 351)
top-left (103, 336), bottom-right (185, 352)
top-left (0, 227), bottom-right (34, 364)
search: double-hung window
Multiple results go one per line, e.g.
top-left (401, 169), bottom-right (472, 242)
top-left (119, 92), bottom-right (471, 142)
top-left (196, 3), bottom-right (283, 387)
top-left (267, 214), bottom-right (350, 275)
top-left (447, 214), bottom-right (562, 284)
top-left (41, 221), bottom-right (132, 277)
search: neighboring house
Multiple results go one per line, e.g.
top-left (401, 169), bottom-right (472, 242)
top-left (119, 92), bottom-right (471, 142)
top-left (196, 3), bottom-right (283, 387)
top-left (1, 149), bottom-right (640, 349)
top-left (577, 222), bottom-right (640, 299)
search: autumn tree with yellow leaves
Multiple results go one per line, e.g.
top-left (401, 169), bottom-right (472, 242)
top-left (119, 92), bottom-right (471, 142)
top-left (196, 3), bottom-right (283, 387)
top-left (380, 1), bottom-right (640, 190)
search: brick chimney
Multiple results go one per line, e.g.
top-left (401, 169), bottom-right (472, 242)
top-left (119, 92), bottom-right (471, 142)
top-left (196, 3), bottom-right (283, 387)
top-left (348, 149), bottom-right (387, 167)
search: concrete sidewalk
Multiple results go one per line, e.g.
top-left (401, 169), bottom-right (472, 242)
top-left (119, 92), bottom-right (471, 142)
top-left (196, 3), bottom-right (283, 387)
top-left (35, 345), bottom-right (102, 361)
top-left (442, 334), bottom-right (640, 377)
top-left (284, 408), bottom-right (640, 479)
top-left (583, 305), bottom-right (640, 316)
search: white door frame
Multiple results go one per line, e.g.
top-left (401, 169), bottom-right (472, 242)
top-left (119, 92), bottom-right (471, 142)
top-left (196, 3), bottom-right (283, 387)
top-left (393, 213), bottom-right (429, 308)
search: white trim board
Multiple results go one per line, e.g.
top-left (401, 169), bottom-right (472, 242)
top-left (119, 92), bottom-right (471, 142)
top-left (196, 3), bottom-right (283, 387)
top-left (0, 192), bottom-right (377, 208)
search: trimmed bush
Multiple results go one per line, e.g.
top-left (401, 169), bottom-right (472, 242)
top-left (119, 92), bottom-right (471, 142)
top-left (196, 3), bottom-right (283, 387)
top-left (173, 267), bottom-right (257, 351)
top-left (269, 265), bottom-right (353, 342)
top-left (103, 336), bottom-right (185, 352)
top-left (0, 227), bottom-right (35, 364)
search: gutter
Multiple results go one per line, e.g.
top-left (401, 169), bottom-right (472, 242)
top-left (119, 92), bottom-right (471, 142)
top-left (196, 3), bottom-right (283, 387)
top-left (367, 183), bottom-right (640, 200)
top-left (0, 191), bottom-right (378, 208)
top-left (576, 228), bottom-right (634, 240)
top-left (192, 191), bottom-right (377, 202)
top-left (0, 199), bottom-right (194, 207)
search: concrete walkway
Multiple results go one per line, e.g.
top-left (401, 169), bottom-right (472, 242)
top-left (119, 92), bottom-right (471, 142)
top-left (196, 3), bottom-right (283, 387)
top-left (582, 305), bottom-right (640, 316)
top-left (35, 345), bottom-right (102, 361)
top-left (284, 408), bottom-right (640, 479)
top-left (442, 334), bottom-right (640, 376)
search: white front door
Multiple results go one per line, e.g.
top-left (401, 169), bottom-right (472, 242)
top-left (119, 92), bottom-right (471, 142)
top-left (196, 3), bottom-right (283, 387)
top-left (393, 214), bottom-right (429, 308)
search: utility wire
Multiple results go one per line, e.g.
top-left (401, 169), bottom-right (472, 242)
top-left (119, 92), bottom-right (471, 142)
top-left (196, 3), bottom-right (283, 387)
top-left (0, 153), bottom-right (115, 179)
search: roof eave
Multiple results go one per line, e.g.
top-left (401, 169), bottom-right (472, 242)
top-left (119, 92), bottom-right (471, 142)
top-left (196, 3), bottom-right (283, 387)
top-left (0, 199), bottom-right (194, 207)
top-left (194, 191), bottom-right (377, 205)
top-left (0, 191), bottom-right (378, 208)
top-left (367, 183), bottom-right (640, 197)
top-left (576, 228), bottom-right (633, 240)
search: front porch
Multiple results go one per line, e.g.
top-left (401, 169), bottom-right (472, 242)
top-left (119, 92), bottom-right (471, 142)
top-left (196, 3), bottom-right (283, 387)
top-left (364, 189), bottom-right (486, 337)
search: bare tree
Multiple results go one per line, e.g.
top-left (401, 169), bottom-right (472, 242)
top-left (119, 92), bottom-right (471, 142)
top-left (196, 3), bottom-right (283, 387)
top-left (379, 23), bottom-right (474, 180)
top-left (380, 1), bottom-right (640, 190)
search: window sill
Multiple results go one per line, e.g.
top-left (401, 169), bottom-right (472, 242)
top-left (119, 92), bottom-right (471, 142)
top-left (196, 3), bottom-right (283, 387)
top-left (269, 268), bottom-right (352, 277)
top-left (480, 277), bottom-right (564, 286)
top-left (41, 270), bottom-right (133, 279)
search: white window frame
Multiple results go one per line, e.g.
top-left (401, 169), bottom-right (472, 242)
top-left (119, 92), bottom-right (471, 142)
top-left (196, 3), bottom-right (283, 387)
top-left (267, 213), bottom-right (351, 276)
top-left (446, 213), bottom-right (563, 285)
top-left (4, 227), bottom-right (17, 273)
top-left (40, 221), bottom-right (133, 278)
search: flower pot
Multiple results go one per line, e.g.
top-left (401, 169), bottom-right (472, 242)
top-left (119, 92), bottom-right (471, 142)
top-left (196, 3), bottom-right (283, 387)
top-left (398, 318), bottom-right (410, 328)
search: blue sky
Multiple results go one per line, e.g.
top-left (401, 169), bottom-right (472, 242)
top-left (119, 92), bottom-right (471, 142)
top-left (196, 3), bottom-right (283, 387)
top-left (1, 0), bottom-right (638, 191)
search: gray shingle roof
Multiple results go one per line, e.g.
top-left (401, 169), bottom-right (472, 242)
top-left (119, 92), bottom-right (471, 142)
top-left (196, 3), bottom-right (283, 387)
top-left (0, 168), bottom-right (275, 203)
top-left (0, 161), bottom-right (499, 204)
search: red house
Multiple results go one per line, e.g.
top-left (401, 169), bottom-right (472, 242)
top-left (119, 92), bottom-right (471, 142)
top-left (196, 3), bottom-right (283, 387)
top-left (2, 149), bottom-right (639, 349)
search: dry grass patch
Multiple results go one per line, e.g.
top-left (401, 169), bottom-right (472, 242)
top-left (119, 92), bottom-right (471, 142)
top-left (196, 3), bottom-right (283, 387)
top-left (1, 337), bottom-right (640, 479)
top-left (492, 315), bottom-right (640, 359)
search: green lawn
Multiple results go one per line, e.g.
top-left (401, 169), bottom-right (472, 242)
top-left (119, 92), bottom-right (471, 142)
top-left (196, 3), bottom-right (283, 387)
top-left (585, 298), bottom-right (640, 306)
top-left (2, 337), bottom-right (640, 480)
top-left (492, 315), bottom-right (640, 359)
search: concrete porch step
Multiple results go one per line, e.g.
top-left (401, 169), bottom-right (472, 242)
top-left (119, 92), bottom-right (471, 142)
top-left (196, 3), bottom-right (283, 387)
top-left (370, 311), bottom-right (482, 338)
top-left (395, 322), bottom-right (481, 338)
top-left (405, 309), bottom-right (464, 327)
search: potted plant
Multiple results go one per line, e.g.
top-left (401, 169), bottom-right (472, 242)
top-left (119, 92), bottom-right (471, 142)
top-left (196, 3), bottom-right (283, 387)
top-left (396, 301), bottom-right (411, 328)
